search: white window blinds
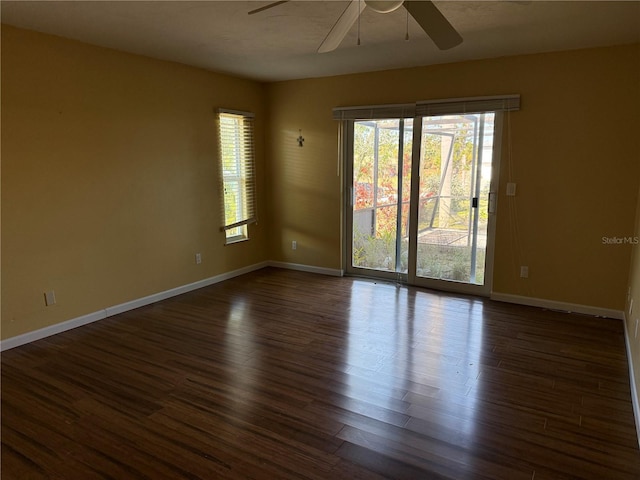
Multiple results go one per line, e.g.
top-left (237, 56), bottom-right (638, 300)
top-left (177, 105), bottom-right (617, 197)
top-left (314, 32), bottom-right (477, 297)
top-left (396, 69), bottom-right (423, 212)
top-left (332, 103), bottom-right (416, 120)
top-left (217, 109), bottom-right (257, 240)
top-left (415, 95), bottom-right (520, 116)
top-left (332, 95), bottom-right (520, 120)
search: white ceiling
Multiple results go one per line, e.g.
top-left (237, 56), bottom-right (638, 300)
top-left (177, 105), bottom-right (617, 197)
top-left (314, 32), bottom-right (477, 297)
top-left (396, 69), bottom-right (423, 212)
top-left (2, 1), bottom-right (639, 82)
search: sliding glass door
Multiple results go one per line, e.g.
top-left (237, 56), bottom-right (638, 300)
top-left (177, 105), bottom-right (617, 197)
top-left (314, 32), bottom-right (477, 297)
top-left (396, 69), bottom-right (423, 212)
top-left (344, 106), bottom-right (506, 296)
top-left (346, 118), bottom-right (413, 283)
top-left (407, 113), bottom-right (499, 295)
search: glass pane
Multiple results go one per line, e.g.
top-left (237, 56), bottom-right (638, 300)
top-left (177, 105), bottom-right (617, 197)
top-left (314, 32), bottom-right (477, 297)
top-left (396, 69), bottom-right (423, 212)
top-left (219, 111), bottom-right (256, 232)
top-left (352, 120), bottom-right (401, 272)
top-left (399, 120), bottom-right (413, 273)
top-left (351, 119), bottom-right (413, 274)
top-left (226, 224), bottom-right (247, 241)
top-left (224, 180), bottom-right (242, 225)
top-left (415, 113), bottom-right (495, 284)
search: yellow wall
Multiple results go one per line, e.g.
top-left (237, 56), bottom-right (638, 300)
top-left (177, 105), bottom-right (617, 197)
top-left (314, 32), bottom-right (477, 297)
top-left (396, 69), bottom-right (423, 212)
top-left (266, 44), bottom-right (640, 311)
top-left (626, 176), bottom-right (640, 419)
top-left (1, 26), bottom-right (268, 339)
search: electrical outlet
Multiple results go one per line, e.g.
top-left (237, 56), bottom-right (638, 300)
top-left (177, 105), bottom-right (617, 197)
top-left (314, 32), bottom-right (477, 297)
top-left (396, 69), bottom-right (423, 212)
top-left (195, 253), bottom-right (202, 264)
top-left (520, 266), bottom-right (528, 278)
top-left (44, 290), bottom-right (56, 306)
top-left (292, 241), bottom-right (297, 250)
top-left (506, 182), bottom-right (517, 196)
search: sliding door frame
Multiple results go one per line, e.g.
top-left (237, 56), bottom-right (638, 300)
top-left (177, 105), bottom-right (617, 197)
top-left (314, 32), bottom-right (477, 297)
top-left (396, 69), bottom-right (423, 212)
top-left (343, 119), bottom-right (408, 283)
top-left (406, 112), bottom-right (505, 296)
top-left (340, 96), bottom-right (518, 297)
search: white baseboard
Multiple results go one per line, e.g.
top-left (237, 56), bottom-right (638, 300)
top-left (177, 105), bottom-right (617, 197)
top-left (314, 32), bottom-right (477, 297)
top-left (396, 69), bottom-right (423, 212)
top-left (105, 261), bottom-right (269, 317)
top-left (0, 261), bottom-right (269, 352)
top-left (490, 292), bottom-right (624, 320)
top-left (0, 310), bottom-right (107, 352)
top-left (622, 313), bottom-right (640, 448)
top-left (268, 260), bottom-right (343, 277)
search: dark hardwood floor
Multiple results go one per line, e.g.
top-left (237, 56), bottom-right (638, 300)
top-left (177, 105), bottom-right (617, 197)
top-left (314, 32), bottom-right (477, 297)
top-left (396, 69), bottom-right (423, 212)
top-left (2, 267), bottom-right (639, 479)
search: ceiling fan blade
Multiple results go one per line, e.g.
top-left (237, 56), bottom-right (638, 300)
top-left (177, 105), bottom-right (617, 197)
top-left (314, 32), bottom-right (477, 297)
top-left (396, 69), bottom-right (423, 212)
top-left (404, 0), bottom-right (462, 50)
top-left (248, 1), bottom-right (289, 15)
top-left (318, 0), bottom-right (367, 54)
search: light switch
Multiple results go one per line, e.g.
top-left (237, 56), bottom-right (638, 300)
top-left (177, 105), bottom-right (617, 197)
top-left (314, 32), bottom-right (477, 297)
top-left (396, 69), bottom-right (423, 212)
top-left (44, 290), bottom-right (56, 306)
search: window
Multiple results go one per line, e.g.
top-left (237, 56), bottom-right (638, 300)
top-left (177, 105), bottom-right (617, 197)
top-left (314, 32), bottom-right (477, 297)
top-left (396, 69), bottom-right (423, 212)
top-left (217, 109), bottom-right (257, 244)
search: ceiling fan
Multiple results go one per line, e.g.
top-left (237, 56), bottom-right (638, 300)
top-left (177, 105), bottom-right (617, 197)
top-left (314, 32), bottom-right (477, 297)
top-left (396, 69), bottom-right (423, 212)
top-left (248, 0), bottom-right (463, 53)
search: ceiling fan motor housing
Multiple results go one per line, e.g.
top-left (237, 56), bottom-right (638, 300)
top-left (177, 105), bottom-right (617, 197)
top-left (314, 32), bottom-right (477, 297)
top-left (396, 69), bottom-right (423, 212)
top-left (364, 0), bottom-right (405, 14)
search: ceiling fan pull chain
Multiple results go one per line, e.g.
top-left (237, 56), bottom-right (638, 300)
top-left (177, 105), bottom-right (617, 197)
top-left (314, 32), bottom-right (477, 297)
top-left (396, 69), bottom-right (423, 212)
top-left (357, 0), bottom-right (362, 45)
top-left (405, 8), bottom-right (410, 41)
